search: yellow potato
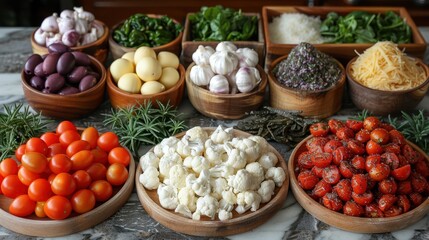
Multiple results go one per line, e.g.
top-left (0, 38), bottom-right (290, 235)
top-left (109, 58), bottom-right (134, 83)
top-left (121, 52), bottom-right (135, 66)
top-left (141, 81), bottom-right (165, 95)
top-left (117, 73), bottom-right (142, 93)
top-left (157, 51), bottom-right (179, 69)
top-left (159, 67), bottom-right (180, 89)
top-left (136, 57), bottom-right (162, 82)
top-left (134, 46), bottom-right (156, 64)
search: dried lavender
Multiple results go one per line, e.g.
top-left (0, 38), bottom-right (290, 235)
top-left (273, 42), bottom-right (342, 91)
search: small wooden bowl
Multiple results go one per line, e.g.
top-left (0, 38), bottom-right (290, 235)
top-left (288, 135), bottom-right (429, 233)
top-left (31, 20), bottom-right (110, 63)
top-left (346, 57), bottom-right (429, 116)
top-left (136, 127), bottom-right (289, 236)
top-left (108, 15), bottom-right (183, 60)
top-left (0, 151), bottom-right (135, 237)
top-left (106, 64), bottom-right (185, 109)
top-left (268, 54), bottom-right (346, 119)
top-left (21, 55), bottom-right (107, 119)
top-left (185, 63), bottom-right (267, 120)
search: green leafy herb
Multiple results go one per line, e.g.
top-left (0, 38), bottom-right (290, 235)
top-left (0, 103), bottom-right (51, 160)
top-left (189, 5), bottom-right (258, 41)
top-left (113, 14), bottom-right (183, 48)
top-left (320, 11), bottom-right (412, 43)
top-left (103, 101), bottom-right (187, 157)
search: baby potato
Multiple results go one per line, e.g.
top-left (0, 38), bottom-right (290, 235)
top-left (136, 57), bottom-right (162, 82)
top-left (134, 46), bottom-right (156, 64)
top-left (159, 67), bottom-right (179, 89)
top-left (121, 52), bottom-right (135, 66)
top-left (157, 51), bottom-right (179, 69)
top-left (141, 81), bottom-right (165, 95)
top-left (117, 73), bottom-right (142, 93)
top-left (110, 58), bottom-right (134, 83)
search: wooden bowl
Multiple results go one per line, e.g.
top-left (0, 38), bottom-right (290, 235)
top-left (31, 20), bottom-right (109, 63)
top-left (268, 54), bottom-right (346, 119)
top-left (108, 15), bottom-right (183, 60)
top-left (136, 127), bottom-right (289, 237)
top-left (262, 6), bottom-right (427, 67)
top-left (288, 135), bottom-right (429, 233)
top-left (185, 63), bottom-right (267, 120)
top-left (106, 64), bottom-right (185, 109)
top-left (21, 55), bottom-right (107, 119)
top-left (346, 56), bottom-right (429, 116)
top-left (0, 150), bottom-right (135, 237)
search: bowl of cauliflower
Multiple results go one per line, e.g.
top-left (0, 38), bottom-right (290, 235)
top-left (135, 126), bottom-right (289, 236)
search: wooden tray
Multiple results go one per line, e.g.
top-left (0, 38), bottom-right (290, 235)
top-left (136, 128), bottom-right (289, 236)
top-left (0, 150), bottom-right (135, 237)
top-left (288, 135), bottom-right (429, 233)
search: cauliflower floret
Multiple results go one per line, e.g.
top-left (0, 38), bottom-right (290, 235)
top-left (191, 155), bottom-right (210, 174)
top-left (185, 126), bottom-right (209, 142)
top-left (235, 191), bottom-right (261, 214)
top-left (219, 189), bottom-right (236, 212)
top-left (233, 138), bottom-right (261, 163)
top-left (248, 135), bottom-right (269, 155)
top-left (186, 170), bottom-right (211, 197)
top-left (139, 151), bottom-right (159, 172)
top-left (210, 177), bottom-right (228, 200)
top-left (209, 164), bottom-right (234, 178)
top-left (258, 151), bottom-right (278, 170)
top-left (158, 152), bottom-right (182, 180)
top-left (245, 162), bottom-right (265, 189)
top-left (175, 204), bottom-right (193, 218)
top-left (218, 209), bottom-right (232, 221)
top-left (265, 167), bottom-right (286, 187)
top-left (210, 125), bottom-right (233, 144)
top-left (139, 166), bottom-right (160, 190)
top-left (183, 156), bottom-right (193, 169)
top-left (224, 142), bottom-right (247, 170)
top-left (176, 135), bottom-right (204, 158)
top-left (157, 184), bottom-right (178, 210)
top-left (168, 165), bottom-right (188, 189)
top-left (178, 186), bottom-right (197, 212)
top-left (153, 136), bottom-right (180, 158)
top-left (258, 180), bottom-right (275, 203)
top-left (192, 195), bottom-right (219, 220)
top-left (228, 169), bottom-right (255, 193)
top-left (204, 139), bottom-right (227, 166)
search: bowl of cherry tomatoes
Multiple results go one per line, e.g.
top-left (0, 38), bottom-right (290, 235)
top-left (288, 116), bottom-right (429, 233)
top-left (0, 121), bottom-right (135, 237)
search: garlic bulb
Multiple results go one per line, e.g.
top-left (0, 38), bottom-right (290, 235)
top-left (74, 6), bottom-right (95, 22)
top-left (235, 67), bottom-right (261, 93)
top-left (91, 21), bottom-right (105, 38)
top-left (192, 45), bottom-right (215, 65)
top-left (226, 69), bottom-right (238, 94)
top-left (209, 75), bottom-right (229, 94)
top-left (81, 28), bottom-right (97, 45)
top-left (75, 18), bottom-right (90, 35)
top-left (34, 28), bottom-right (49, 46)
top-left (215, 41), bottom-right (237, 52)
top-left (41, 14), bottom-right (59, 32)
top-left (209, 50), bottom-right (238, 75)
top-left (190, 64), bottom-right (214, 86)
top-left (60, 9), bottom-right (74, 19)
top-left (236, 48), bottom-right (259, 68)
top-left (58, 17), bottom-right (75, 34)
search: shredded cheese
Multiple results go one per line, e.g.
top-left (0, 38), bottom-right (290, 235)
top-left (350, 41), bottom-right (426, 91)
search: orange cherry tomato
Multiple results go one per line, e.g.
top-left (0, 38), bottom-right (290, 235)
top-left (90, 180), bottom-right (113, 202)
top-left (72, 170), bottom-right (92, 189)
top-left (15, 144), bottom-right (26, 162)
top-left (70, 150), bottom-right (94, 171)
top-left (106, 163), bottom-right (128, 186)
top-left (9, 194), bottom-right (36, 217)
top-left (49, 154), bottom-right (72, 174)
top-left (81, 127), bottom-right (99, 149)
top-left (0, 158), bottom-right (19, 177)
top-left (21, 152), bottom-right (48, 174)
top-left (66, 140), bottom-right (91, 157)
top-left (59, 130), bottom-right (81, 148)
top-left (56, 121), bottom-right (77, 135)
top-left (51, 172), bottom-right (76, 196)
top-left (71, 189), bottom-right (96, 214)
top-left (28, 178), bottom-right (53, 202)
top-left (34, 201), bottom-right (46, 218)
top-left (108, 147), bottom-right (130, 167)
top-left (97, 132), bottom-right (119, 152)
top-left (17, 166), bottom-right (40, 186)
top-left (40, 132), bottom-right (59, 146)
top-left (44, 195), bottom-right (72, 220)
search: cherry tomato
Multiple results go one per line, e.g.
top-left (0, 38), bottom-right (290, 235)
top-left (368, 163), bottom-right (390, 181)
top-left (34, 201), bottom-right (46, 218)
top-left (384, 206), bottom-right (403, 217)
top-left (345, 120), bottom-right (363, 132)
top-left (306, 137), bottom-right (329, 153)
top-left (334, 179), bottom-right (352, 201)
top-left (72, 170), bottom-right (92, 189)
top-left (0, 175), bottom-right (3, 194)
top-left (322, 193), bottom-right (343, 211)
top-left (366, 140), bottom-right (383, 155)
top-left (379, 122), bottom-right (395, 131)
top-left (311, 166), bottom-right (324, 178)
top-left (25, 137), bottom-right (48, 155)
top-left (409, 192), bottom-right (424, 207)
top-left (44, 195), bottom-right (72, 220)
top-left (343, 200), bottom-right (364, 216)
top-left (1, 175), bottom-right (27, 198)
top-left (298, 151), bottom-right (314, 169)
top-left (351, 155), bottom-right (366, 170)
top-left (389, 129), bottom-right (406, 146)
top-left (106, 163), bottom-right (128, 186)
top-left (91, 147), bottom-right (109, 166)
top-left (9, 194), bottom-right (36, 217)
top-left (71, 189), bottom-right (96, 214)
top-left (59, 130), bottom-right (81, 148)
top-left (81, 126), bottom-right (99, 149)
top-left (336, 127), bottom-right (354, 140)
top-left (414, 159), bottom-right (429, 178)
top-left (51, 172), bottom-right (76, 196)
top-left (70, 150), bottom-right (94, 171)
top-left (0, 158), bottom-right (19, 177)
top-left (86, 163), bottom-right (107, 181)
top-left (17, 166), bottom-right (40, 186)
top-left (378, 194), bottom-right (397, 212)
top-left (328, 119), bottom-right (345, 134)
top-left (332, 146), bottom-right (351, 165)
top-left (311, 152), bottom-right (332, 168)
top-left (352, 191), bottom-right (374, 206)
top-left (379, 177), bottom-right (398, 194)
top-left (90, 180), bottom-right (113, 202)
top-left (380, 152), bottom-right (399, 170)
top-left (322, 165), bottom-right (340, 185)
top-left (47, 143), bottom-right (66, 157)
top-left (365, 155), bottom-right (381, 172)
top-left (351, 174), bottom-right (367, 194)
top-left (365, 203), bottom-right (384, 218)
top-left (56, 121), bottom-right (77, 135)
top-left (347, 140), bottom-right (365, 155)
top-left (312, 179), bottom-right (332, 198)
top-left (410, 172), bottom-right (428, 193)
top-left (28, 178), bottom-right (53, 202)
top-left (402, 144), bottom-right (423, 164)
top-left (323, 139), bottom-right (343, 153)
top-left (397, 180), bottom-right (412, 195)
top-left (383, 143), bottom-right (401, 155)
top-left (370, 128), bottom-right (390, 145)
top-left (339, 161), bottom-right (357, 178)
top-left (397, 195), bottom-right (411, 213)
top-left (363, 116), bottom-right (380, 131)
top-left (297, 170), bottom-right (319, 190)
top-left (108, 147), bottom-right (130, 167)
top-left (49, 154), bottom-right (72, 174)
top-left (309, 122), bottom-right (329, 137)
top-left (355, 129), bottom-right (371, 143)
top-left (40, 132), bottom-right (59, 146)
top-left (15, 144), bottom-right (26, 162)
top-left (97, 132), bottom-right (120, 152)
top-left (21, 152), bottom-right (48, 174)
top-left (66, 140), bottom-right (91, 157)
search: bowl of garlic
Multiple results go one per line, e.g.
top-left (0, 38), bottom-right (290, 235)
top-left (185, 42), bottom-right (267, 120)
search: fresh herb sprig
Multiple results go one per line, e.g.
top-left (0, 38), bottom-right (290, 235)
top-left (103, 101), bottom-right (187, 157)
top-left (0, 103), bottom-right (51, 160)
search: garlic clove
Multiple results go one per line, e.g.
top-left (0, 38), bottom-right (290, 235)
top-left (236, 48), bottom-right (259, 68)
top-left (235, 67), bottom-right (260, 93)
top-left (192, 45), bottom-right (215, 65)
top-left (41, 13), bottom-right (59, 33)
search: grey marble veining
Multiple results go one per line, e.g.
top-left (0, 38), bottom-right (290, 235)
top-left (0, 27), bottom-right (428, 240)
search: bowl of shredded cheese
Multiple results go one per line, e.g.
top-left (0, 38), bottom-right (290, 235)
top-left (346, 41), bottom-right (429, 115)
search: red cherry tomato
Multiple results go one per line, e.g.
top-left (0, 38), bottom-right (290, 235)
top-left (0, 158), bottom-right (19, 177)
top-left (17, 166), bottom-right (40, 186)
top-left (91, 147), bottom-right (109, 166)
top-left (297, 170), bottom-right (319, 190)
top-left (309, 122), bottom-right (329, 137)
top-left (108, 147), bottom-right (130, 167)
top-left (323, 139), bottom-right (343, 153)
top-left (66, 140), bottom-right (91, 157)
top-left (312, 179), bottom-right (332, 199)
top-left (106, 163), bottom-right (128, 186)
top-left (363, 116), bottom-right (380, 131)
top-left (378, 177), bottom-right (398, 194)
top-left (9, 194), bottom-right (36, 217)
top-left (378, 194), bottom-right (397, 212)
top-left (334, 179), bottom-right (352, 201)
top-left (332, 146), bottom-right (351, 165)
top-left (49, 154), bottom-right (72, 174)
top-left (56, 121), bottom-right (77, 135)
top-left (21, 152), bottom-right (48, 174)
top-left (25, 137), bottom-right (48, 155)
top-left (328, 119), bottom-right (345, 134)
top-left (59, 130), bottom-right (81, 148)
top-left (70, 150), bottom-right (94, 171)
top-left (351, 174), bottom-right (367, 194)
top-left (311, 152), bottom-right (332, 168)
top-left (71, 189), bottom-right (96, 214)
top-left (389, 129), bottom-right (406, 146)
top-left (366, 140), bottom-right (384, 155)
top-left (368, 163), bottom-right (390, 181)
top-left (370, 128), bottom-right (390, 145)
top-left (15, 144), bottom-right (26, 162)
top-left (297, 151), bottom-right (314, 169)
top-left (40, 132), bottom-right (59, 146)
top-left (90, 180), bottom-right (113, 202)
top-left (336, 127), bottom-right (354, 140)
top-left (322, 165), bottom-right (340, 185)
top-left (345, 120), bottom-right (363, 132)
top-left (47, 143), bottom-right (66, 157)
top-left (51, 172), bottom-right (76, 196)
top-left (86, 163), bottom-right (107, 181)
top-left (343, 200), bottom-right (364, 216)
top-left (322, 193), bottom-right (343, 212)
top-left (72, 170), bottom-right (92, 190)
top-left (352, 191), bottom-right (374, 206)
top-left (28, 178), bottom-right (53, 202)
top-left (97, 132), bottom-right (120, 152)
top-left (365, 203), bottom-right (384, 218)
top-left (1, 175), bottom-right (28, 198)
top-left (397, 195), bottom-right (411, 213)
top-left (355, 129), bottom-right (371, 143)
top-left (44, 195), bottom-right (72, 220)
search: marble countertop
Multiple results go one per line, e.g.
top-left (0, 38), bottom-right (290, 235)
top-left (0, 27), bottom-right (428, 240)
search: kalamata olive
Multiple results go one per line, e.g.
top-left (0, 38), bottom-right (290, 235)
top-left (34, 62), bottom-right (45, 77)
top-left (86, 70), bottom-right (100, 80)
top-left (43, 53), bottom-right (60, 75)
top-left (79, 75), bottom-right (97, 92)
top-left (71, 51), bottom-right (91, 66)
top-left (57, 52), bottom-right (75, 75)
top-left (29, 76), bottom-right (45, 90)
top-left (58, 86), bottom-right (80, 95)
top-left (24, 54), bottom-right (43, 75)
top-left (48, 43), bottom-right (71, 54)
top-left (45, 73), bottom-right (65, 93)
top-left (67, 66), bottom-right (87, 84)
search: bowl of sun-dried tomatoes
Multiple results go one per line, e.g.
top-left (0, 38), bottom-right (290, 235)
top-left (288, 116), bottom-right (429, 233)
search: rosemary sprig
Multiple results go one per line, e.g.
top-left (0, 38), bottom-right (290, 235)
top-left (103, 101), bottom-right (187, 157)
top-left (0, 103), bottom-right (51, 160)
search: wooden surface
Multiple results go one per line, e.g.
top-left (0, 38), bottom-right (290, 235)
top-left (30, 20), bottom-right (110, 63)
top-left (267, 55), bottom-right (346, 119)
top-left (262, 6), bottom-right (427, 66)
top-left (185, 63), bottom-right (267, 120)
top-left (288, 135), bottom-right (429, 234)
top-left (21, 55), bottom-right (107, 120)
top-left (135, 127), bottom-right (290, 237)
top-left (106, 64), bottom-right (185, 109)
top-left (346, 57), bottom-right (429, 116)
top-left (0, 155), bottom-right (135, 237)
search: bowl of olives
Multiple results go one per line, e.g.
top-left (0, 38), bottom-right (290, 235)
top-left (21, 43), bottom-right (106, 119)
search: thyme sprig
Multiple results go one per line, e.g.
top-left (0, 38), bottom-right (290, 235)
top-left (103, 101), bottom-right (187, 157)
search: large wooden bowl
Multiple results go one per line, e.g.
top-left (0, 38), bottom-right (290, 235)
top-left (288, 135), bottom-right (429, 233)
top-left (346, 56), bottom-right (429, 116)
top-left (31, 20), bottom-right (109, 63)
top-left (136, 127), bottom-right (289, 236)
top-left (21, 55), bottom-right (107, 119)
top-left (108, 15), bottom-right (183, 60)
top-left (186, 63), bottom-right (267, 120)
top-left (268, 54), bottom-right (346, 119)
top-left (106, 64), bottom-right (185, 109)
top-left (0, 152), bottom-right (135, 237)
